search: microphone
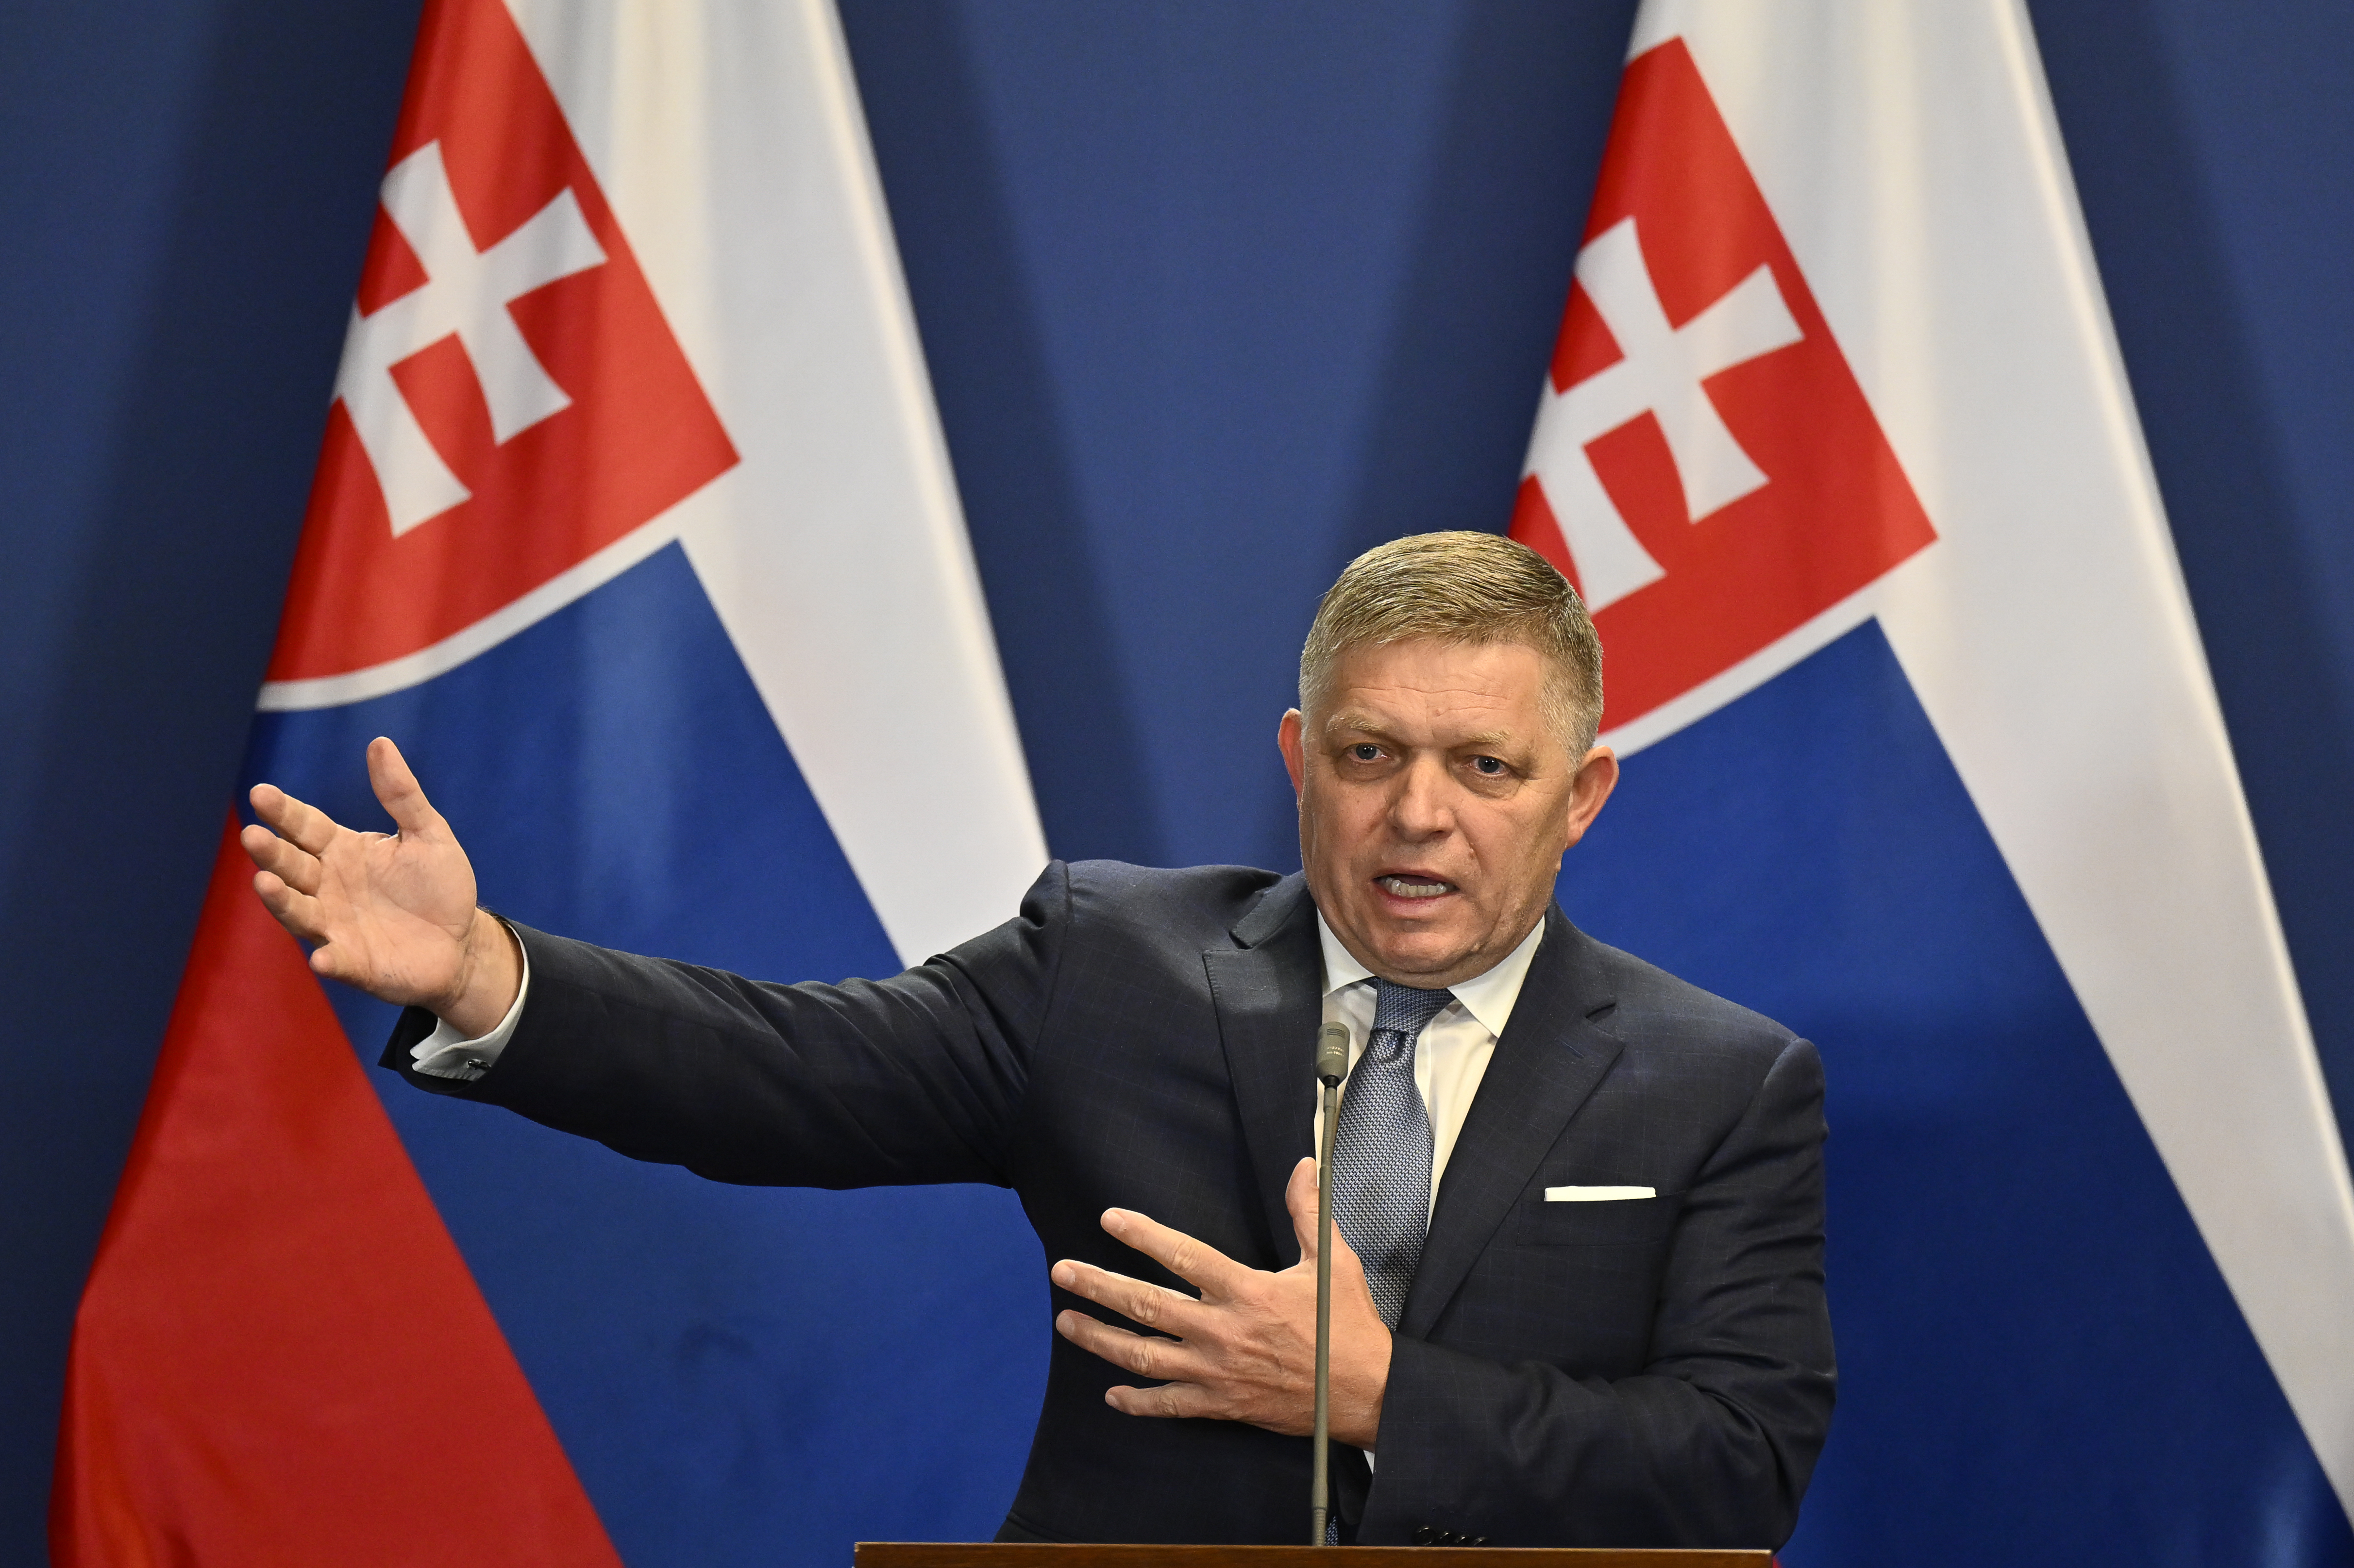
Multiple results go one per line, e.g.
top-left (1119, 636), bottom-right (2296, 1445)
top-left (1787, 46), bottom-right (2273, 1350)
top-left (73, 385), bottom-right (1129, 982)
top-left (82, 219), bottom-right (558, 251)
top-left (1310, 1020), bottom-right (1349, 1545)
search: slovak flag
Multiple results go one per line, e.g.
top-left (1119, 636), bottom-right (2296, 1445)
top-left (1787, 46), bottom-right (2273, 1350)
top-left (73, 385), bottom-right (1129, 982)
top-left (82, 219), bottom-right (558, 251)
top-left (1517, 3), bottom-right (2354, 1564)
top-left (51, 0), bottom-right (1045, 1563)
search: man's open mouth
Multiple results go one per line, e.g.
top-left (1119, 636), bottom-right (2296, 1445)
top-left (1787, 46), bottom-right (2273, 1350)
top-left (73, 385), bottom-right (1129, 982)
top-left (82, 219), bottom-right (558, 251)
top-left (1376, 874), bottom-right (1455, 900)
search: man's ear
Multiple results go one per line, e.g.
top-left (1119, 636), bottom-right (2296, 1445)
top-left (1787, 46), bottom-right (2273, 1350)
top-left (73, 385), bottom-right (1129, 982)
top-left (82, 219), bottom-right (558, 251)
top-left (1278, 709), bottom-right (1307, 798)
top-left (1560, 746), bottom-right (1619, 850)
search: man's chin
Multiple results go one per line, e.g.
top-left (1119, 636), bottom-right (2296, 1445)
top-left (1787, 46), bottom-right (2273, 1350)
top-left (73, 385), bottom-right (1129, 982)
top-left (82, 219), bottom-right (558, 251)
top-left (1358, 927), bottom-right (1482, 986)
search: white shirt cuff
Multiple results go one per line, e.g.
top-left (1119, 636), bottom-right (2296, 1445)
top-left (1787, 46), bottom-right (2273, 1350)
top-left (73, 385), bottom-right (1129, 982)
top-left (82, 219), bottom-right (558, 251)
top-left (408, 926), bottom-right (530, 1082)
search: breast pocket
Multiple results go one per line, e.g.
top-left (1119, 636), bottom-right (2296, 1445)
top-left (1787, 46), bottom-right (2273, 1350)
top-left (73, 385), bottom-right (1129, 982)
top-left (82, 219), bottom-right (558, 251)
top-left (1501, 1190), bottom-right (1683, 1248)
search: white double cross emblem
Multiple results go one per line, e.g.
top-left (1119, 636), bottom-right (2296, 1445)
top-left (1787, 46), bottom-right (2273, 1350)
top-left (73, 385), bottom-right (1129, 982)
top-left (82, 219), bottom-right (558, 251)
top-left (1524, 217), bottom-right (1803, 611)
top-left (333, 141), bottom-right (608, 536)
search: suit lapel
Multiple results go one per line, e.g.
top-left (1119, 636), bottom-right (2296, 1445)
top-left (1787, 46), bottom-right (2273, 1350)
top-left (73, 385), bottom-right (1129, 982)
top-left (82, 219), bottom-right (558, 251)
top-left (1398, 907), bottom-right (1624, 1339)
top-left (1204, 875), bottom-right (1324, 1268)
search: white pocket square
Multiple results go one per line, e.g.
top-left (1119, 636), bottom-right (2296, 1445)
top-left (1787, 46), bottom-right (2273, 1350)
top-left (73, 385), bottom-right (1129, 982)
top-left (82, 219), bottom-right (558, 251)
top-left (1544, 1185), bottom-right (1656, 1201)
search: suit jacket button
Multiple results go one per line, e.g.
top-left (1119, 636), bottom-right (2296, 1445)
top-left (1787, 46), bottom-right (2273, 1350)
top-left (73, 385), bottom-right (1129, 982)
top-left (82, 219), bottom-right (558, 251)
top-left (1412, 1527), bottom-right (1439, 1545)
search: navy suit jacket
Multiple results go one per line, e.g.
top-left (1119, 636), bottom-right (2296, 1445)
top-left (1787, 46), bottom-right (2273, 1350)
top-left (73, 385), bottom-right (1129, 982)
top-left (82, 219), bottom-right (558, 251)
top-left (387, 860), bottom-right (1834, 1547)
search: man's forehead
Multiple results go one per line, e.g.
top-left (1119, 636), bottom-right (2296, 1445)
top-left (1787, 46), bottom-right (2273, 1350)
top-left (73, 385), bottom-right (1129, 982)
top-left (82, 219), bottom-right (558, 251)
top-left (1310, 636), bottom-right (1573, 752)
top-left (1320, 640), bottom-right (1543, 701)
top-left (1323, 634), bottom-right (1550, 686)
top-left (1326, 708), bottom-right (1517, 745)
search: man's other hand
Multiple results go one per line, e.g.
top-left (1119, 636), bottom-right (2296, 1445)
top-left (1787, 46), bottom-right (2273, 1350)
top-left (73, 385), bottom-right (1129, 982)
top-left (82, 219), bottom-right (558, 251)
top-left (1051, 1156), bottom-right (1392, 1448)
top-left (240, 736), bottom-right (520, 1036)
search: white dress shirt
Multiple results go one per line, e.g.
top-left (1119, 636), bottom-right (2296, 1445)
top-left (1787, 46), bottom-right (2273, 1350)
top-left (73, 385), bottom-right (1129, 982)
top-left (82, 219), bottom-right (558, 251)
top-left (1312, 914), bottom-right (1546, 1220)
top-left (407, 931), bottom-right (529, 1081)
top-left (1313, 913), bottom-right (1544, 1471)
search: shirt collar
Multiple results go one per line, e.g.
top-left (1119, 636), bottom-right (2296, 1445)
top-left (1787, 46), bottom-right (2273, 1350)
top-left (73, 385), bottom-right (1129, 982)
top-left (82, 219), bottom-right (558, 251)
top-left (1314, 910), bottom-right (1547, 1040)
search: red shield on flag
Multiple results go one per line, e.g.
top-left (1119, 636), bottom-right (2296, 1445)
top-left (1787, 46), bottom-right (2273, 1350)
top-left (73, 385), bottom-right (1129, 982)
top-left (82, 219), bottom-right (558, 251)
top-left (268, 0), bottom-right (737, 685)
top-left (1512, 38), bottom-right (1937, 731)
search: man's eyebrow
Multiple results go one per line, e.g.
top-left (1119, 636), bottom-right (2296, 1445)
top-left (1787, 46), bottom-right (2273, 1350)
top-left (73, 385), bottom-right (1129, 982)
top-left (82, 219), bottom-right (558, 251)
top-left (1323, 713), bottom-right (1518, 748)
top-left (1326, 712), bottom-right (1396, 738)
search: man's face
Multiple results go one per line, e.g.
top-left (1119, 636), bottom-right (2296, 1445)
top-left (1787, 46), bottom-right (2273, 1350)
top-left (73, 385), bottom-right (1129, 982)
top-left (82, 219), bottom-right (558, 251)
top-left (1278, 637), bottom-right (1617, 989)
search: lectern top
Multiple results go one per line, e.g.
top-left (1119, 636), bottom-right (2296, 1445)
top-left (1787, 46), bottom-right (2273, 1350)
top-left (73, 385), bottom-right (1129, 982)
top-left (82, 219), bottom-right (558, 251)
top-left (855, 1543), bottom-right (1773, 1568)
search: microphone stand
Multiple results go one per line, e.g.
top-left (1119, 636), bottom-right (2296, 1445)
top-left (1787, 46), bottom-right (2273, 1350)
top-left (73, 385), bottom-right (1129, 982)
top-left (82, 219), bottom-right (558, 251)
top-left (1310, 1021), bottom-right (1350, 1546)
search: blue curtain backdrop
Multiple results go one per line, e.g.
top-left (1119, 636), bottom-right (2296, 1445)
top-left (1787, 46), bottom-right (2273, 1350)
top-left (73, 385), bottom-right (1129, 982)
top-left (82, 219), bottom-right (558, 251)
top-left (3, 1), bottom-right (2352, 1562)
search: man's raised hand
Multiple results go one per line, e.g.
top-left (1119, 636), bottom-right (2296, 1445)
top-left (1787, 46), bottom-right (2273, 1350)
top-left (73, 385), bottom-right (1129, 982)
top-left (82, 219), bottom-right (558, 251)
top-left (241, 736), bottom-right (520, 1036)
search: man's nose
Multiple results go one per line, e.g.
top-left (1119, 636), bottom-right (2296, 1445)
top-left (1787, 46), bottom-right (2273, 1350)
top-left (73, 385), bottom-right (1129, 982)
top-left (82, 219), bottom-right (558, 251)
top-left (1387, 757), bottom-right (1455, 838)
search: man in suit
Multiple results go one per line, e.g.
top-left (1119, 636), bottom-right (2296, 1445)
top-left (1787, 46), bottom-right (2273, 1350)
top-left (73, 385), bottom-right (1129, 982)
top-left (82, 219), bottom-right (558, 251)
top-left (241, 531), bottom-right (1833, 1547)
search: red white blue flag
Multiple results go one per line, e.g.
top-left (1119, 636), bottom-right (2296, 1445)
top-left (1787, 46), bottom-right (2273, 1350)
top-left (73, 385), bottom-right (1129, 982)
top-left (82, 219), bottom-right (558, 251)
top-left (53, 0), bottom-right (1043, 1561)
top-left (1515, 4), bottom-right (2354, 1561)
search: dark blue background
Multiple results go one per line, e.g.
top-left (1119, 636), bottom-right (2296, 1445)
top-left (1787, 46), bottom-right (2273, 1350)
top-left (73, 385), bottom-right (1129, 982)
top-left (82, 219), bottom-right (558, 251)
top-left (4, 1), bottom-right (2352, 1563)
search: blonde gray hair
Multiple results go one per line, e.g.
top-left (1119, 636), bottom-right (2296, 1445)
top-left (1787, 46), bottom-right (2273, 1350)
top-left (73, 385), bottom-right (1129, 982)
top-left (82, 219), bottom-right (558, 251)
top-left (1298, 531), bottom-right (1604, 755)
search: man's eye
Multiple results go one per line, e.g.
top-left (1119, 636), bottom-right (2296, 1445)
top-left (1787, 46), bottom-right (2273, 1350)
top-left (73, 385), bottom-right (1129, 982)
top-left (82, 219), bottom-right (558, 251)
top-left (1351, 744), bottom-right (1382, 762)
top-left (1472, 756), bottom-right (1507, 776)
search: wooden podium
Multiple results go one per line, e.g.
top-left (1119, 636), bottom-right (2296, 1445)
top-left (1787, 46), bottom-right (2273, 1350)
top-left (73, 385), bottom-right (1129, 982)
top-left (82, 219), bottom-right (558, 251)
top-left (857, 1545), bottom-right (1771, 1568)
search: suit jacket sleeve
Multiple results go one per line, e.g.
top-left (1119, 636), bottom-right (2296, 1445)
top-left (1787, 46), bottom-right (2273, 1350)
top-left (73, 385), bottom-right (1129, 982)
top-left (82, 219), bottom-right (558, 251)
top-left (1363, 1035), bottom-right (1833, 1548)
top-left (380, 862), bottom-right (1075, 1190)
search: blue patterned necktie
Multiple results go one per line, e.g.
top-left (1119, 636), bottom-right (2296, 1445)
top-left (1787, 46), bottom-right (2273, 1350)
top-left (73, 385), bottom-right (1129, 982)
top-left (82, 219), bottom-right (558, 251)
top-left (1331, 978), bottom-right (1453, 1329)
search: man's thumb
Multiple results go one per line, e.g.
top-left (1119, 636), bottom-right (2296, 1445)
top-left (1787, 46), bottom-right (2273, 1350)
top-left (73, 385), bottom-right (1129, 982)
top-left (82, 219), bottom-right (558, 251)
top-left (368, 736), bottom-right (441, 837)
top-left (1287, 1156), bottom-right (1321, 1260)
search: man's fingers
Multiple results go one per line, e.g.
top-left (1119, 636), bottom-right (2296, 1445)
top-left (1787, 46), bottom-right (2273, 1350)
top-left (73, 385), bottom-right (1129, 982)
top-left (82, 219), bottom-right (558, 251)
top-left (1051, 1259), bottom-right (1206, 1336)
top-left (252, 876), bottom-right (367, 987)
top-left (366, 736), bottom-right (444, 840)
top-left (249, 781), bottom-right (342, 858)
top-left (1054, 1308), bottom-right (1206, 1387)
top-left (1098, 1207), bottom-right (1247, 1297)
top-left (1104, 1380), bottom-right (1218, 1421)
top-left (306, 940), bottom-right (365, 987)
top-left (239, 822), bottom-right (321, 895)
top-left (252, 870), bottom-right (328, 943)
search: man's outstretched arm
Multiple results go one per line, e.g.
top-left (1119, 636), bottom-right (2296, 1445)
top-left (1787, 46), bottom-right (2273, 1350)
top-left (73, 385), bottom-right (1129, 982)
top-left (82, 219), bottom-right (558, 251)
top-left (247, 737), bottom-right (1052, 1191)
top-left (241, 735), bottom-right (519, 1036)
